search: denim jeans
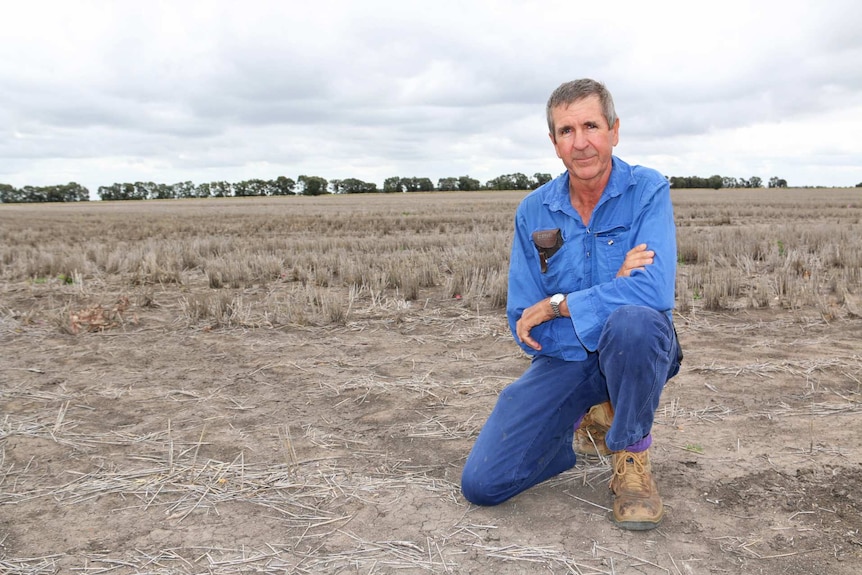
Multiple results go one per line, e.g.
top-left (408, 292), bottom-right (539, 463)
top-left (461, 305), bottom-right (682, 506)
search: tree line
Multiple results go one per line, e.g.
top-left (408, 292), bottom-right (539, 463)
top-left (0, 182), bottom-right (90, 203)
top-left (668, 175), bottom-right (789, 189)
top-left (1, 172), bottom-right (794, 203)
top-left (0, 172), bottom-right (554, 202)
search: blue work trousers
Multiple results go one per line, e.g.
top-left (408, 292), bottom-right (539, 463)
top-left (461, 305), bottom-right (682, 506)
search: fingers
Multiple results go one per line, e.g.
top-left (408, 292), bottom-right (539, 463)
top-left (516, 319), bottom-right (542, 350)
top-left (516, 301), bottom-right (550, 351)
top-left (617, 243), bottom-right (655, 277)
top-left (519, 331), bottom-right (542, 351)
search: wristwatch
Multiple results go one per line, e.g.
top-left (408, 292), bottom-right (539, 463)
top-left (549, 293), bottom-right (565, 318)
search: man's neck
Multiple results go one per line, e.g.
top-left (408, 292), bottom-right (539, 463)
top-left (568, 174), bottom-right (610, 226)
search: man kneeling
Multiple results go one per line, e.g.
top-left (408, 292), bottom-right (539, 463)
top-left (460, 79), bottom-right (683, 530)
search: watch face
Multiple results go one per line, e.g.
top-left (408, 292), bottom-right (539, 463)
top-left (550, 293), bottom-right (564, 317)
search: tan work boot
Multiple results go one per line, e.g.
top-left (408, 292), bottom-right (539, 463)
top-left (609, 449), bottom-right (664, 530)
top-left (574, 401), bottom-right (614, 458)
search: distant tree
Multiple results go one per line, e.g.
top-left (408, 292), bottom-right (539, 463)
top-left (251, 179), bottom-right (272, 196)
top-left (272, 176), bottom-right (296, 195)
top-left (150, 182), bottom-right (173, 199)
top-left (172, 181), bottom-right (197, 198)
top-left (42, 185), bottom-right (62, 202)
top-left (126, 183), bottom-right (146, 200)
top-left (768, 177), bottom-right (788, 188)
top-left (232, 179), bottom-right (265, 196)
top-left (669, 175), bottom-right (718, 189)
top-left (20, 186), bottom-right (46, 202)
top-left (96, 183), bottom-right (143, 200)
top-left (55, 182), bottom-right (89, 201)
top-left (437, 177), bottom-right (458, 191)
top-left (98, 183), bottom-right (122, 201)
top-left (209, 181), bottom-right (232, 197)
top-left (233, 180), bottom-right (251, 197)
top-left (194, 182), bottom-right (212, 198)
top-left (722, 176), bottom-right (739, 189)
top-left (329, 179), bottom-right (343, 194)
top-left (485, 175), bottom-right (508, 190)
top-left (707, 175), bottom-right (723, 190)
top-left (0, 183), bottom-right (23, 202)
top-left (132, 182), bottom-right (148, 199)
top-left (748, 176), bottom-right (762, 188)
top-left (383, 177), bottom-right (403, 193)
top-left (340, 178), bottom-right (378, 193)
top-left (857, 182), bottom-right (862, 188)
top-left (486, 173), bottom-right (532, 190)
top-left (71, 184), bottom-right (90, 201)
top-left (457, 175), bottom-right (481, 191)
top-left (414, 177), bottom-right (434, 192)
top-left (297, 175), bottom-right (328, 196)
top-left (401, 177), bottom-right (433, 192)
top-left (532, 173), bottom-right (553, 189)
top-left (512, 172), bottom-right (531, 190)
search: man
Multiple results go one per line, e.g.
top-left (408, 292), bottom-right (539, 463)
top-left (461, 79), bottom-right (683, 531)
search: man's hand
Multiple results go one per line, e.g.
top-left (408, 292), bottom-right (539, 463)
top-left (516, 296), bottom-right (566, 351)
top-left (617, 243), bottom-right (654, 277)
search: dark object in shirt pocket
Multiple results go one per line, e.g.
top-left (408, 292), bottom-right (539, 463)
top-left (532, 228), bottom-right (563, 273)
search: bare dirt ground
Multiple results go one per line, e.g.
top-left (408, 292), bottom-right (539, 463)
top-left (2, 280), bottom-right (861, 574)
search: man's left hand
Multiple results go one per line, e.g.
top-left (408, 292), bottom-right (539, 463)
top-left (617, 243), bottom-right (654, 277)
top-left (516, 296), bottom-right (567, 351)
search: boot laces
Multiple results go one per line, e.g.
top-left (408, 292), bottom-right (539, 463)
top-left (612, 451), bottom-right (650, 491)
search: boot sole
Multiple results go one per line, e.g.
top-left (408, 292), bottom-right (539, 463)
top-left (612, 513), bottom-right (664, 531)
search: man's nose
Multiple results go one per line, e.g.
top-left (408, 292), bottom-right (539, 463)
top-left (572, 130), bottom-right (589, 149)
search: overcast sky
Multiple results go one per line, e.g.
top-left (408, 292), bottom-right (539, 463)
top-left (2, 0), bottom-right (861, 196)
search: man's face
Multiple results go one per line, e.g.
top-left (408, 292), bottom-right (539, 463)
top-left (549, 95), bottom-right (619, 188)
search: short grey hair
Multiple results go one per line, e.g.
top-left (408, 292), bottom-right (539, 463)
top-left (546, 79), bottom-right (617, 137)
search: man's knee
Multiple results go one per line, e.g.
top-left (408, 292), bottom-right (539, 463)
top-left (604, 306), bottom-right (667, 342)
top-left (461, 465), bottom-right (508, 506)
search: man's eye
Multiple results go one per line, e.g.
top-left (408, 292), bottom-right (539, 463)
top-left (586, 123), bottom-right (598, 129)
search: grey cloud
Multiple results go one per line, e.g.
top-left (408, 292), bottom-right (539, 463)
top-left (2, 0), bottom-right (862, 190)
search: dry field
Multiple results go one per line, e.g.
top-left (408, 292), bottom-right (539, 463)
top-left (1, 189), bottom-right (861, 574)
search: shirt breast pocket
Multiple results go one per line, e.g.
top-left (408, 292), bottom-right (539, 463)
top-left (537, 240), bottom-right (578, 293)
top-left (595, 226), bottom-right (629, 279)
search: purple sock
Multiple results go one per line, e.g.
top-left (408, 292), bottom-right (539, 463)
top-left (573, 414), bottom-right (585, 431)
top-left (625, 434), bottom-right (652, 453)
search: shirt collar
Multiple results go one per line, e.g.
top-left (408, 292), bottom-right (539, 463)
top-left (544, 156), bottom-right (634, 213)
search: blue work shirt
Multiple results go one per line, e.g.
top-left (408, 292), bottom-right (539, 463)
top-left (507, 156), bottom-right (677, 360)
